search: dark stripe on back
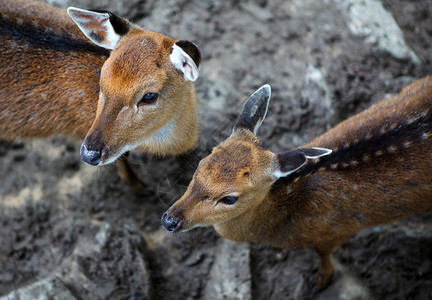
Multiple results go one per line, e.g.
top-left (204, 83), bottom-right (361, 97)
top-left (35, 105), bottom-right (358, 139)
top-left (276, 109), bottom-right (432, 186)
top-left (0, 19), bottom-right (110, 56)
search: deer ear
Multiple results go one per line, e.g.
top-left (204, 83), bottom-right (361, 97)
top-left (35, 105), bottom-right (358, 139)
top-left (67, 7), bottom-right (130, 50)
top-left (234, 84), bottom-right (271, 135)
top-left (170, 41), bottom-right (201, 81)
top-left (273, 147), bottom-right (332, 178)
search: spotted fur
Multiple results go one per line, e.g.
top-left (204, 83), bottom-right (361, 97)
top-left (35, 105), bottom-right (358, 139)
top-left (278, 77), bottom-right (432, 184)
top-left (164, 76), bottom-right (432, 287)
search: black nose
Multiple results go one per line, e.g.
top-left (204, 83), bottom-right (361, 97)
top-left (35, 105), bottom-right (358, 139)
top-left (161, 212), bottom-right (180, 232)
top-left (80, 143), bottom-right (102, 165)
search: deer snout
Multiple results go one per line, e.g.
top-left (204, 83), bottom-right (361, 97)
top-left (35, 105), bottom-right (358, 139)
top-left (161, 211), bottom-right (182, 232)
top-left (80, 143), bottom-right (103, 165)
top-left (81, 129), bottom-right (109, 166)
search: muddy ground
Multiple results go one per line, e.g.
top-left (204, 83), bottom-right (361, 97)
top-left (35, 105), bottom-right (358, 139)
top-left (1, 0), bottom-right (431, 299)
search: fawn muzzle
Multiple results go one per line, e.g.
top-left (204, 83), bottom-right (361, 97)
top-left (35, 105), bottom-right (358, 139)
top-left (161, 211), bottom-right (182, 232)
top-left (80, 143), bottom-right (103, 166)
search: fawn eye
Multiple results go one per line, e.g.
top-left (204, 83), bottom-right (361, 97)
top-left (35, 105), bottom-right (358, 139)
top-left (217, 196), bottom-right (238, 205)
top-left (138, 93), bottom-right (158, 106)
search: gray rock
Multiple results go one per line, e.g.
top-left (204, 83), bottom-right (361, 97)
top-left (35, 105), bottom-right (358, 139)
top-left (0, 276), bottom-right (77, 300)
top-left (202, 239), bottom-right (251, 300)
top-left (1, 220), bottom-right (151, 300)
top-left (58, 221), bottom-right (151, 300)
top-left (334, 0), bottom-right (420, 63)
top-left (304, 65), bottom-right (335, 129)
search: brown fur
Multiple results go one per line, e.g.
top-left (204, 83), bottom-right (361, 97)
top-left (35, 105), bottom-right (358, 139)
top-left (0, 0), bottom-right (199, 186)
top-left (164, 76), bottom-right (432, 286)
top-left (0, 0), bottom-right (105, 139)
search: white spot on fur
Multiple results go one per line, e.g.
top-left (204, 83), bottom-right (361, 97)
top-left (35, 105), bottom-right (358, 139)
top-left (422, 132), bottom-right (430, 140)
top-left (387, 145), bottom-right (397, 153)
top-left (375, 150), bottom-right (383, 156)
top-left (286, 186), bottom-right (292, 194)
top-left (403, 141), bottom-right (411, 148)
top-left (352, 184), bottom-right (358, 190)
top-left (350, 160), bottom-right (359, 167)
top-left (340, 192), bottom-right (348, 199)
top-left (407, 117), bottom-right (417, 125)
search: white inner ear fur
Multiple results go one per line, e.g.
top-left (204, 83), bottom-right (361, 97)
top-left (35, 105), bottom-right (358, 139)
top-left (169, 44), bottom-right (199, 81)
top-left (273, 160), bottom-right (307, 179)
top-left (304, 147), bottom-right (333, 159)
top-left (272, 147), bottom-right (332, 179)
top-left (252, 85), bottom-right (271, 135)
top-left (67, 7), bottom-right (120, 50)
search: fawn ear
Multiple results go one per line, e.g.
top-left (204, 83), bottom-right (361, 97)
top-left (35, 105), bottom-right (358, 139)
top-left (170, 41), bottom-right (201, 81)
top-left (273, 147), bottom-right (332, 178)
top-left (234, 84), bottom-right (271, 135)
top-left (67, 7), bottom-right (130, 50)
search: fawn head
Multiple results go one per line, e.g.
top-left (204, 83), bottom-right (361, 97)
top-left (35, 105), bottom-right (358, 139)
top-left (67, 8), bottom-right (201, 165)
top-left (161, 85), bottom-right (331, 232)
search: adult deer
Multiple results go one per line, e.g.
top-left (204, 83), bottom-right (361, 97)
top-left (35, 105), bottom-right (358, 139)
top-left (0, 0), bottom-right (201, 188)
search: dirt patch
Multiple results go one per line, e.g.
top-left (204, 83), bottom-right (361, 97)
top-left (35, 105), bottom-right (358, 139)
top-left (1, 0), bottom-right (431, 299)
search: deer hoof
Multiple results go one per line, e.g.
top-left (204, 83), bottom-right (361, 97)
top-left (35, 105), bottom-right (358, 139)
top-left (315, 269), bottom-right (333, 287)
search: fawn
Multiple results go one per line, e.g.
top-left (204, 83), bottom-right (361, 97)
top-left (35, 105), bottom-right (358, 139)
top-left (0, 0), bottom-right (201, 188)
top-left (162, 77), bottom-right (432, 286)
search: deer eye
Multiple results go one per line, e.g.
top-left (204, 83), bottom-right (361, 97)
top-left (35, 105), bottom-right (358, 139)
top-left (217, 196), bottom-right (238, 205)
top-left (138, 92), bottom-right (158, 106)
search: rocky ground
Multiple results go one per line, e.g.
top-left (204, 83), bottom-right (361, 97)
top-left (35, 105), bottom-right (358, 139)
top-left (0, 0), bottom-right (431, 299)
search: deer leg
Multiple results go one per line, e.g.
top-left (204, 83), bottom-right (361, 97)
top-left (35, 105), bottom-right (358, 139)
top-left (116, 152), bottom-right (144, 192)
top-left (314, 243), bottom-right (338, 287)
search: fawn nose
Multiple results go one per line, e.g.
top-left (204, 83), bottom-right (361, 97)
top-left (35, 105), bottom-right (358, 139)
top-left (80, 143), bottom-right (102, 166)
top-left (161, 211), bottom-right (181, 232)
